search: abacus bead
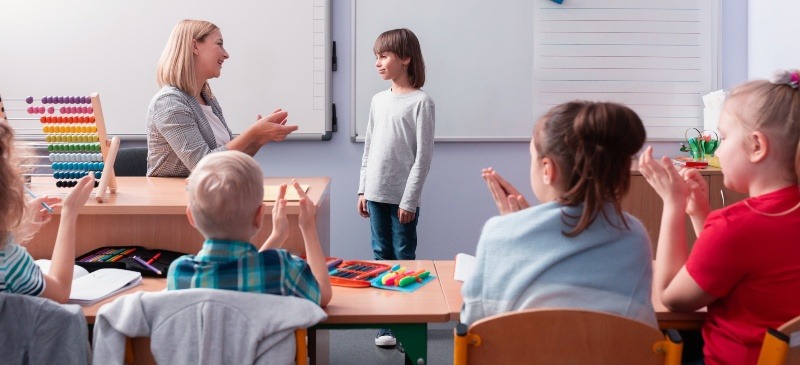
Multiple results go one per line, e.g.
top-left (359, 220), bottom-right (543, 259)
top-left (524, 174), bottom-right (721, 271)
top-left (42, 96), bottom-right (49, 104)
top-left (27, 106), bottom-right (33, 114)
top-left (47, 106), bottom-right (54, 114)
top-left (98, 162), bottom-right (105, 171)
top-left (25, 96), bottom-right (33, 104)
top-left (95, 171), bottom-right (102, 179)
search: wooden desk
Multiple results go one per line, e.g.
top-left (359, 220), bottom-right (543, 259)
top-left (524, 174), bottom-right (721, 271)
top-left (433, 260), bottom-right (705, 330)
top-left (82, 260), bottom-right (448, 365)
top-left (313, 260), bottom-right (449, 365)
top-left (26, 176), bottom-right (330, 258)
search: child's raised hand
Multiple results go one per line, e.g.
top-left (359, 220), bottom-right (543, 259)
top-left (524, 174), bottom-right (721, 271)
top-left (271, 184), bottom-right (289, 243)
top-left (637, 146), bottom-right (688, 208)
top-left (27, 195), bottom-right (61, 224)
top-left (293, 180), bottom-right (316, 229)
top-left (61, 174), bottom-right (95, 215)
top-left (482, 167), bottom-right (530, 215)
top-left (681, 167), bottom-right (710, 218)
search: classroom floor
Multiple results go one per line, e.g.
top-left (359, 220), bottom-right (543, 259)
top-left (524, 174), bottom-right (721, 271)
top-left (327, 321), bottom-right (454, 364)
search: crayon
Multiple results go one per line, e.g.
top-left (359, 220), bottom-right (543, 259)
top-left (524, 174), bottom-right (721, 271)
top-left (132, 255), bottom-right (162, 275)
top-left (147, 252), bottom-right (161, 265)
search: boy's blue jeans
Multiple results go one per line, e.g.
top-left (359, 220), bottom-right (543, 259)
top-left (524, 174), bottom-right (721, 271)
top-left (367, 201), bottom-right (419, 260)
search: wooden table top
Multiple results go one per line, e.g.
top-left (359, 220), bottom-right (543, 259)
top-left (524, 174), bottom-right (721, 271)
top-left (29, 176), bottom-right (330, 215)
top-left (83, 260), bottom-right (450, 325)
top-left (433, 260), bottom-right (706, 330)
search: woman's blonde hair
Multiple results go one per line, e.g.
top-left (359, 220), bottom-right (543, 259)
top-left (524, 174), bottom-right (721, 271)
top-left (157, 19), bottom-right (220, 97)
top-left (0, 122), bottom-right (40, 246)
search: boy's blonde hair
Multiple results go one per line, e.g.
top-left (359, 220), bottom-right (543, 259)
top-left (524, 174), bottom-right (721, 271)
top-left (726, 73), bottom-right (800, 183)
top-left (187, 151), bottom-right (264, 240)
top-left (157, 19), bottom-right (219, 97)
top-left (374, 28), bottom-right (426, 89)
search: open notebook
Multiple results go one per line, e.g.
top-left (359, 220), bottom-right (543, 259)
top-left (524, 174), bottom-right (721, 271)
top-left (454, 253), bottom-right (476, 282)
top-left (36, 259), bottom-right (142, 306)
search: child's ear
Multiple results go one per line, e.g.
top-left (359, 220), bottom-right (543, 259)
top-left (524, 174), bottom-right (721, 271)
top-left (542, 157), bottom-right (557, 185)
top-left (401, 57), bottom-right (411, 66)
top-left (253, 203), bottom-right (265, 229)
top-left (186, 205), bottom-right (198, 228)
top-left (749, 131), bottom-right (770, 163)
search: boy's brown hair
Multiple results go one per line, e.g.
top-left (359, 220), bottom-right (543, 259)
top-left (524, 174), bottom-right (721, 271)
top-left (374, 28), bottom-right (426, 89)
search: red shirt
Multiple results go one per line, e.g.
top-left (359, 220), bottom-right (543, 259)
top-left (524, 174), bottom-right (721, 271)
top-left (687, 185), bottom-right (800, 365)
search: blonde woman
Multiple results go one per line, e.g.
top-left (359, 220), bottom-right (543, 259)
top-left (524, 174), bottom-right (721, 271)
top-left (147, 19), bottom-right (297, 177)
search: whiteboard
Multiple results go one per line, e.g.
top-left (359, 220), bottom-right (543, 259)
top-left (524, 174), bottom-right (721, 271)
top-left (748, 0), bottom-right (800, 79)
top-left (0, 0), bottom-right (331, 140)
top-left (352, 0), bottom-right (719, 142)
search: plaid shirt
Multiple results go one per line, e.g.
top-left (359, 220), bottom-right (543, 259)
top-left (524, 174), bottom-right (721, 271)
top-left (167, 239), bottom-right (321, 304)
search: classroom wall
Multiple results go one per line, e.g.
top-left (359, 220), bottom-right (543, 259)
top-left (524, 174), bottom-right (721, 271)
top-left (123, 0), bottom-right (748, 260)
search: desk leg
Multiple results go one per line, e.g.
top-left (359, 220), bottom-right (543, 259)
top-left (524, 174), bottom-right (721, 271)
top-left (311, 323), bottom-right (428, 365)
top-left (309, 329), bottom-right (329, 365)
top-left (390, 323), bottom-right (428, 365)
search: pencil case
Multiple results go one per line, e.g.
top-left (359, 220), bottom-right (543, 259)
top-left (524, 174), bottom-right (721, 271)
top-left (327, 259), bottom-right (391, 288)
top-left (75, 245), bottom-right (186, 278)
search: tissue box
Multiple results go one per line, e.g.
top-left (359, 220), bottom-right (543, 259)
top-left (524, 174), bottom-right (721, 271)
top-left (703, 108), bottom-right (721, 132)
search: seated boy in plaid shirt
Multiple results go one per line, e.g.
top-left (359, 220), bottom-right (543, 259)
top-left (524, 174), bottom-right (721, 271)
top-left (167, 151), bottom-right (331, 306)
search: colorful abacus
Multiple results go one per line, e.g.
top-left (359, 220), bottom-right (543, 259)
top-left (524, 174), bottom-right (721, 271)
top-left (0, 92), bottom-right (120, 203)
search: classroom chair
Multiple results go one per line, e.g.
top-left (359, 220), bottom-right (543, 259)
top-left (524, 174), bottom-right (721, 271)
top-left (92, 289), bottom-right (327, 365)
top-left (113, 147), bottom-right (148, 176)
top-left (757, 314), bottom-right (800, 365)
top-left (0, 293), bottom-right (91, 365)
top-left (453, 308), bottom-right (683, 365)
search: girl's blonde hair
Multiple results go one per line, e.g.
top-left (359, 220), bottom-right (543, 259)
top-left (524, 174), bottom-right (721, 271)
top-left (374, 28), bottom-right (426, 89)
top-left (157, 19), bottom-right (220, 97)
top-left (726, 71), bottom-right (800, 183)
top-left (0, 122), bottom-right (41, 246)
top-left (534, 101), bottom-right (646, 237)
top-left (187, 151), bottom-right (264, 240)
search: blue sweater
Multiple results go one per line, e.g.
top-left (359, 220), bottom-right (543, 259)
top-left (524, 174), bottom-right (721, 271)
top-left (461, 201), bottom-right (657, 327)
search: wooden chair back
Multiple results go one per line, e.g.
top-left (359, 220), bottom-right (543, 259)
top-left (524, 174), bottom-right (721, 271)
top-left (124, 328), bottom-right (309, 365)
top-left (453, 308), bottom-right (682, 365)
top-left (757, 315), bottom-right (800, 365)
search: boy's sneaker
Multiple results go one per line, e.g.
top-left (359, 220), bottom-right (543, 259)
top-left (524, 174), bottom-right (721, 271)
top-left (375, 328), bottom-right (396, 348)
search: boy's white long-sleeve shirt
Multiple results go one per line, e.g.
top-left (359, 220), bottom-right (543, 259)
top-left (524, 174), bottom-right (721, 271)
top-left (358, 89), bottom-right (435, 211)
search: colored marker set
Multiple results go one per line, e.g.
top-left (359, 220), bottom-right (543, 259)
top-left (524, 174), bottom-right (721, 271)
top-left (378, 265), bottom-right (431, 287)
top-left (327, 259), bottom-right (392, 288)
top-left (371, 267), bottom-right (436, 293)
top-left (77, 247), bottom-right (136, 263)
top-left (75, 245), bottom-right (185, 278)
